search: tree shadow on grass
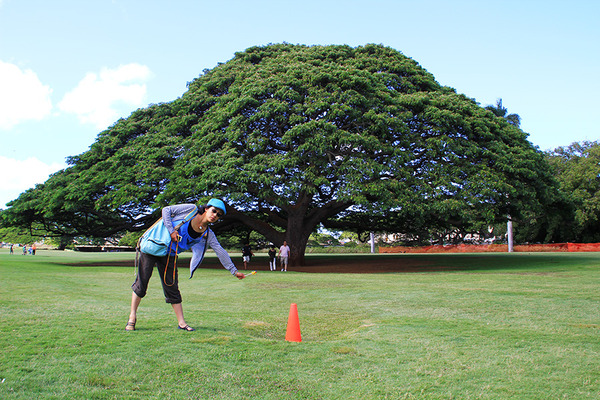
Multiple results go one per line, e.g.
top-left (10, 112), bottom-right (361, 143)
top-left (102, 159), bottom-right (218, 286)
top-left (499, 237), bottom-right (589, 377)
top-left (64, 252), bottom-right (600, 274)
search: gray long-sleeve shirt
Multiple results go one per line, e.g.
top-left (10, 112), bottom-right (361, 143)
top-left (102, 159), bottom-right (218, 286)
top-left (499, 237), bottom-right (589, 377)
top-left (162, 204), bottom-right (238, 278)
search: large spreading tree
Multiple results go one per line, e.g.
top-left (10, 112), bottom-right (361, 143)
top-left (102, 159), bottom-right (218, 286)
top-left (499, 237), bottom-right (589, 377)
top-left (1, 44), bottom-right (557, 265)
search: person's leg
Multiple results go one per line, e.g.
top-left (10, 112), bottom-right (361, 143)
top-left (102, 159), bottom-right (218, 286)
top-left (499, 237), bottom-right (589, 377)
top-left (126, 292), bottom-right (142, 331)
top-left (128, 252), bottom-right (155, 330)
top-left (171, 302), bottom-right (193, 330)
top-left (158, 255), bottom-right (193, 330)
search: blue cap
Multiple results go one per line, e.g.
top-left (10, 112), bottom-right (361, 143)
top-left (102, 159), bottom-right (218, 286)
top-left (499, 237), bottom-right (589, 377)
top-left (207, 198), bottom-right (226, 215)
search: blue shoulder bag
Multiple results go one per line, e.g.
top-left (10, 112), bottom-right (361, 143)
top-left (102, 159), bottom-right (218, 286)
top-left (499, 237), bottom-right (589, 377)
top-left (137, 208), bottom-right (198, 256)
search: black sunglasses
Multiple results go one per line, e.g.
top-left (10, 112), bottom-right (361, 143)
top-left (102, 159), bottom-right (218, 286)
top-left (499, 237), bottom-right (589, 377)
top-left (209, 207), bottom-right (224, 218)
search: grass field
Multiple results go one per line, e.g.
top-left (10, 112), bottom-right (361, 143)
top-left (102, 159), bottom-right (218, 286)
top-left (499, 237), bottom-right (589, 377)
top-left (0, 250), bottom-right (598, 399)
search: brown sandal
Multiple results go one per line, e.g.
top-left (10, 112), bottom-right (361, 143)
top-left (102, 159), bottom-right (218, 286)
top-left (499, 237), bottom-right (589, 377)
top-left (125, 321), bottom-right (136, 331)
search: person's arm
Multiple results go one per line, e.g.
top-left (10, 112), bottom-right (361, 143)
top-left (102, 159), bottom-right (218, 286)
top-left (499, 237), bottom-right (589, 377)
top-left (162, 204), bottom-right (197, 242)
top-left (207, 231), bottom-right (244, 279)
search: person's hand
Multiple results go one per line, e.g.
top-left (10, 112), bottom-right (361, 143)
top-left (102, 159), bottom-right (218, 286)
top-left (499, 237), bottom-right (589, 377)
top-left (235, 272), bottom-right (245, 280)
top-left (170, 232), bottom-right (180, 242)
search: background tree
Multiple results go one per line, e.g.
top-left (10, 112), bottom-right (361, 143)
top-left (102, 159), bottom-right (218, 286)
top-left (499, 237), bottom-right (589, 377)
top-left (485, 98), bottom-right (521, 127)
top-left (0, 44), bottom-right (557, 265)
top-left (544, 141), bottom-right (600, 242)
top-left (486, 98), bottom-right (521, 250)
top-left (0, 226), bottom-right (39, 246)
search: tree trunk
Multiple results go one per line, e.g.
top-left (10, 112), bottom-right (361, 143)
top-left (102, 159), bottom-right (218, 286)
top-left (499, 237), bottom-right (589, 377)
top-left (228, 199), bottom-right (352, 267)
top-left (287, 225), bottom-right (310, 266)
top-left (285, 208), bottom-right (313, 266)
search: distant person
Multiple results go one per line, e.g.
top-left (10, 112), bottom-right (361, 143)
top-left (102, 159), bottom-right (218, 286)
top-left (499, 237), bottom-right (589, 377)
top-left (10, 244), bottom-right (14, 254)
top-left (126, 199), bottom-right (246, 332)
top-left (279, 241), bottom-right (291, 271)
top-left (241, 242), bottom-right (254, 270)
top-left (32, 243), bottom-right (36, 255)
top-left (268, 245), bottom-right (277, 271)
top-left (22, 245), bottom-right (26, 255)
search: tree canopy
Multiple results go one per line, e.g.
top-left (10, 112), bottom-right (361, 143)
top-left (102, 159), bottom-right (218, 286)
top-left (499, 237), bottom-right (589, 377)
top-left (0, 44), bottom-right (557, 265)
top-left (542, 141), bottom-right (600, 242)
top-left (485, 98), bottom-right (521, 128)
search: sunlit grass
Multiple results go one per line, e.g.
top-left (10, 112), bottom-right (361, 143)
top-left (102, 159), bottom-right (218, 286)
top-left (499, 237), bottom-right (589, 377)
top-left (1, 250), bottom-right (599, 399)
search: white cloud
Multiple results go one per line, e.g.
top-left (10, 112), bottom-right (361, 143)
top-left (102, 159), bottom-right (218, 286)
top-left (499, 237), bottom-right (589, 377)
top-left (58, 63), bottom-right (153, 130)
top-left (0, 156), bottom-right (66, 208)
top-left (0, 61), bottom-right (53, 130)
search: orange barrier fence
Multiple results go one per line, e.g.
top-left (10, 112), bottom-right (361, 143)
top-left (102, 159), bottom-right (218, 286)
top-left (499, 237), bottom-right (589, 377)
top-left (379, 243), bottom-right (600, 254)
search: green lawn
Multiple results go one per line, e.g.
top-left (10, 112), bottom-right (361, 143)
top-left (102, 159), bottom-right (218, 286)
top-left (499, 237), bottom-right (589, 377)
top-left (0, 250), bottom-right (598, 399)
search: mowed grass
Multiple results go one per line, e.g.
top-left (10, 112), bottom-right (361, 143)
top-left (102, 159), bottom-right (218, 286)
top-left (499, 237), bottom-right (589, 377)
top-left (0, 250), bottom-right (598, 399)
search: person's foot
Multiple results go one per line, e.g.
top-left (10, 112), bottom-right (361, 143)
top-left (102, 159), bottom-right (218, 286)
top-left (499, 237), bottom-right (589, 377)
top-left (177, 324), bottom-right (196, 331)
top-left (125, 320), bottom-right (136, 331)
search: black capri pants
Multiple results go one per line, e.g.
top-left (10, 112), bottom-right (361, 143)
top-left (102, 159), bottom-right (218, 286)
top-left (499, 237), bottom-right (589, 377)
top-left (132, 251), bottom-right (182, 304)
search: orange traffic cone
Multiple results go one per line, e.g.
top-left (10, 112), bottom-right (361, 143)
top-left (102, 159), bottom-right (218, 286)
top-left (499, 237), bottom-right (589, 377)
top-left (285, 303), bottom-right (302, 342)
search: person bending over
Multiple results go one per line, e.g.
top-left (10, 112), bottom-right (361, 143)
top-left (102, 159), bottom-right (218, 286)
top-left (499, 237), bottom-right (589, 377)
top-left (126, 199), bottom-right (245, 332)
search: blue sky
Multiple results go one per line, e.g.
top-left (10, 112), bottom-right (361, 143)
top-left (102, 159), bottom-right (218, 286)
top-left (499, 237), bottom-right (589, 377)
top-left (0, 0), bottom-right (598, 208)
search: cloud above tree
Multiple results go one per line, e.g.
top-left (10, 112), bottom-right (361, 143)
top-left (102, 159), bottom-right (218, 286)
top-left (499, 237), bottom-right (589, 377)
top-left (0, 61), bottom-right (52, 130)
top-left (58, 63), bottom-right (153, 129)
